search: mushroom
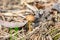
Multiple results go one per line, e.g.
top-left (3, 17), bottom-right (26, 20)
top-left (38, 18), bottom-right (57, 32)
top-left (26, 14), bottom-right (35, 31)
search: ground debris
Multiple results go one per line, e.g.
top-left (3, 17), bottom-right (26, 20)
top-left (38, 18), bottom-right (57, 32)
top-left (0, 0), bottom-right (60, 40)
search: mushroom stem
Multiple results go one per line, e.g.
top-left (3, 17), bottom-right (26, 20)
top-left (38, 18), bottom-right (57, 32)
top-left (28, 21), bottom-right (32, 31)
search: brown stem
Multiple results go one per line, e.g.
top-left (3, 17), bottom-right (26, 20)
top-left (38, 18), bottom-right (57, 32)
top-left (28, 21), bottom-right (32, 31)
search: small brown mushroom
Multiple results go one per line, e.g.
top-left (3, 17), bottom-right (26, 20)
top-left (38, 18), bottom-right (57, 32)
top-left (26, 14), bottom-right (35, 31)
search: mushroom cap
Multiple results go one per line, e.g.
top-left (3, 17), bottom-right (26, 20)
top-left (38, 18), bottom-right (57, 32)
top-left (26, 15), bottom-right (35, 22)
